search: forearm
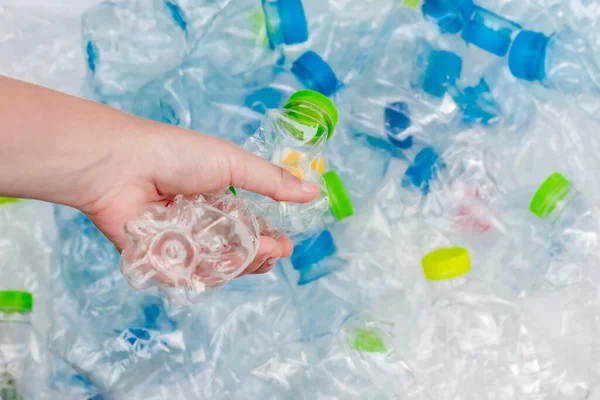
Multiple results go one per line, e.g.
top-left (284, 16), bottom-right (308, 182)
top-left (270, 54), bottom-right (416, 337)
top-left (0, 76), bottom-right (141, 208)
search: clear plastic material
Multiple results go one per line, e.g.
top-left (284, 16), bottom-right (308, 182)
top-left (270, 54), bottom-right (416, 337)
top-left (543, 26), bottom-right (600, 96)
top-left (0, 307), bottom-right (33, 400)
top-left (120, 192), bottom-right (260, 304)
top-left (241, 107), bottom-right (331, 236)
top-left (82, 0), bottom-right (188, 98)
top-left (121, 92), bottom-right (335, 302)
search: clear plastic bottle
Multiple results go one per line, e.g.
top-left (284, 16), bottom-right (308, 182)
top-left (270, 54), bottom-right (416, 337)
top-left (82, 0), bottom-right (188, 98)
top-left (120, 90), bottom-right (353, 303)
top-left (187, 0), bottom-right (309, 80)
top-left (0, 291), bottom-right (33, 400)
top-left (409, 248), bottom-right (522, 398)
top-left (527, 172), bottom-right (600, 256)
top-left (508, 26), bottom-right (600, 97)
top-left (271, 0), bottom-right (396, 95)
top-left (421, 0), bottom-right (522, 57)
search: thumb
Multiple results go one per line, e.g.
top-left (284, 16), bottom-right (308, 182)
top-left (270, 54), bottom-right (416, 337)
top-left (147, 125), bottom-right (321, 203)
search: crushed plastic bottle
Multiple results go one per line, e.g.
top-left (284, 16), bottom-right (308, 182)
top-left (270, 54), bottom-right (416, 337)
top-left (509, 26), bottom-right (600, 97)
top-left (187, 0), bottom-right (308, 80)
top-left (408, 247), bottom-right (525, 398)
top-left (121, 90), bottom-right (352, 303)
top-left (273, 0), bottom-right (397, 96)
top-left (528, 173), bottom-right (600, 257)
top-left (0, 291), bottom-right (33, 400)
top-left (421, 0), bottom-right (522, 57)
top-left (82, 0), bottom-right (188, 98)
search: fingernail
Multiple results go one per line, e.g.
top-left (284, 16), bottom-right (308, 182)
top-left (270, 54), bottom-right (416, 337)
top-left (266, 258), bottom-right (277, 267)
top-left (301, 181), bottom-right (319, 194)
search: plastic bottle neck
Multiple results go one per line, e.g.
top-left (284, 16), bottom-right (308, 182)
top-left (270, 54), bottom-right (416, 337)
top-left (0, 311), bottom-right (31, 324)
top-left (281, 100), bottom-right (334, 143)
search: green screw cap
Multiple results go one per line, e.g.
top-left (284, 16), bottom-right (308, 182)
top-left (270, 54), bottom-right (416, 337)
top-left (530, 173), bottom-right (571, 219)
top-left (323, 171), bottom-right (354, 221)
top-left (402, 0), bottom-right (420, 7)
top-left (0, 291), bottom-right (33, 313)
top-left (350, 329), bottom-right (388, 353)
top-left (283, 90), bottom-right (339, 140)
top-left (422, 247), bottom-right (471, 281)
top-left (0, 197), bottom-right (20, 205)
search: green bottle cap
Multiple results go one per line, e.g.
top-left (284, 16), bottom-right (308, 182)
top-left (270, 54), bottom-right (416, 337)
top-left (323, 171), bottom-right (354, 221)
top-left (283, 90), bottom-right (339, 140)
top-left (402, 0), bottom-right (420, 7)
top-left (422, 247), bottom-right (471, 281)
top-left (530, 172), bottom-right (571, 219)
top-left (0, 291), bottom-right (33, 313)
top-left (349, 329), bottom-right (388, 353)
top-left (0, 197), bottom-right (20, 205)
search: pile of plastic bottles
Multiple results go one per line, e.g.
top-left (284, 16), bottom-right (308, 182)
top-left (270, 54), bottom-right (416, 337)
top-left (5, 0), bottom-right (600, 398)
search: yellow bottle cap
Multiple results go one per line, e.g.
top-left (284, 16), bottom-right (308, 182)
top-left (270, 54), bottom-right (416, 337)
top-left (421, 247), bottom-right (471, 281)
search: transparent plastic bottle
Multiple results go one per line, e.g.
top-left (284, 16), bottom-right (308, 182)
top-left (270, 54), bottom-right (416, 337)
top-left (82, 0), bottom-right (188, 98)
top-left (421, 0), bottom-right (522, 57)
top-left (527, 173), bottom-right (600, 256)
top-left (0, 291), bottom-right (33, 400)
top-left (120, 90), bottom-right (353, 303)
top-left (508, 26), bottom-right (600, 97)
top-left (409, 248), bottom-right (522, 398)
top-left (187, 0), bottom-right (309, 80)
top-left (54, 206), bottom-right (123, 314)
top-left (271, 0), bottom-right (396, 95)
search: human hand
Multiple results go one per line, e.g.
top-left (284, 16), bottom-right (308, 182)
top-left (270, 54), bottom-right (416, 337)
top-left (75, 117), bottom-right (320, 277)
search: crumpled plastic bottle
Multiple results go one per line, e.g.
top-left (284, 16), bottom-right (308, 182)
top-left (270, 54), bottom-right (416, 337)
top-left (407, 247), bottom-right (525, 398)
top-left (120, 90), bottom-right (353, 304)
top-left (0, 291), bottom-right (34, 400)
top-left (82, 0), bottom-right (188, 99)
top-left (420, 0), bottom-right (522, 57)
top-left (526, 172), bottom-right (600, 257)
top-left (509, 26), bottom-right (600, 97)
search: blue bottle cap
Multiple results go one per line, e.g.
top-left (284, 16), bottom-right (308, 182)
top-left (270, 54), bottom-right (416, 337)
top-left (244, 87), bottom-right (285, 114)
top-left (422, 50), bottom-right (462, 98)
top-left (277, 0), bottom-right (309, 45)
top-left (508, 30), bottom-right (549, 82)
top-left (291, 230), bottom-right (337, 271)
top-left (462, 19), bottom-right (513, 57)
top-left (292, 51), bottom-right (339, 97)
top-left (384, 102), bottom-right (413, 149)
top-left (401, 147), bottom-right (444, 194)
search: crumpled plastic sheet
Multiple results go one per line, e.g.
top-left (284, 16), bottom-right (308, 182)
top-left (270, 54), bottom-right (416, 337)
top-left (4, 0), bottom-right (600, 399)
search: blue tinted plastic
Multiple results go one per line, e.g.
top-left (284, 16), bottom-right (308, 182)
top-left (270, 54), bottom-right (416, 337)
top-left (292, 51), bottom-right (339, 96)
top-left (291, 230), bottom-right (337, 271)
top-left (384, 102), bottom-right (413, 148)
top-left (422, 50), bottom-right (463, 98)
top-left (263, 0), bottom-right (308, 47)
top-left (422, 0), bottom-right (475, 34)
top-left (165, 1), bottom-right (187, 31)
top-left (244, 87), bottom-right (285, 113)
top-left (461, 7), bottom-right (521, 57)
top-left (455, 79), bottom-right (499, 124)
top-left (508, 30), bottom-right (549, 82)
top-left (401, 147), bottom-right (445, 193)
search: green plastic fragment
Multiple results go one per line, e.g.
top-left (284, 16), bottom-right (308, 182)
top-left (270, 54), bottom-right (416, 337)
top-left (350, 329), bottom-right (388, 353)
